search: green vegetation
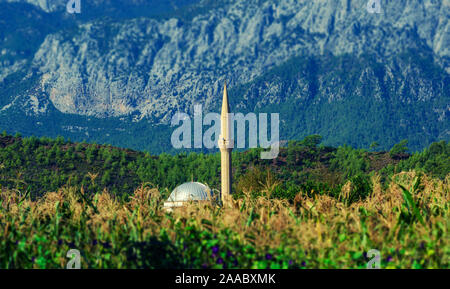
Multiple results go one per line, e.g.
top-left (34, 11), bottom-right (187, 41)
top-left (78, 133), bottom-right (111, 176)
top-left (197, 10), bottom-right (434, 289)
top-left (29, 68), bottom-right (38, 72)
top-left (228, 51), bottom-right (449, 152)
top-left (0, 171), bottom-right (447, 269)
top-left (0, 133), bottom-right (448, 201)
top-left (394, 140), bottom-right (450, 179)
top-left (0, 134), bottom-right (448, 268)
top-left (390, 139), bottom-right (409, 158)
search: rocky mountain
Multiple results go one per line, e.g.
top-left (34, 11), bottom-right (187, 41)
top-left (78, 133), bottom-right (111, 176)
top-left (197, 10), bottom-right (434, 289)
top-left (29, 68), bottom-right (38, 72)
top-left (0, 0), bottom-right (448, 152)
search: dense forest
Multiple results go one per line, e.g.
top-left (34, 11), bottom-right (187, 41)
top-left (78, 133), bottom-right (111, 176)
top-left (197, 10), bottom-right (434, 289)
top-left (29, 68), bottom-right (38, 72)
top-left (226, 51), bottom-right (450, 152)
top-left (0, 132), bottom-right (447, 203)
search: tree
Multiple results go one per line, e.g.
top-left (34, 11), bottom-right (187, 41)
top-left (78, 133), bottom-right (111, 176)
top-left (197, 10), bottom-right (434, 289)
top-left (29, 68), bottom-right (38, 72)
top-left (370, 142), bottom-right (379, 151)
top-left (390, 139), bottom-right (409, 158)
top-left (101, 171), bottom-right (111, 186)
top-left (56, 136), bottom-right (65, 145)
top-left (301, 135), bottom-right (323, 148)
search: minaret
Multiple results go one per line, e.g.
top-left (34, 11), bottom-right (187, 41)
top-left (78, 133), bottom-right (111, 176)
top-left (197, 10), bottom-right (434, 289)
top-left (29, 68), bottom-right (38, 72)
top-left (219, 83), bottom-right (233, 206)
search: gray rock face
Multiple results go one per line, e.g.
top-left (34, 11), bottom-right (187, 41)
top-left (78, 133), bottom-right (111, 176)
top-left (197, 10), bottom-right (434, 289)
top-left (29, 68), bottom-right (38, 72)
top-left (2, 0), bottom-right (449, 122)
top-left (1, 0), bottom-right (66, 12)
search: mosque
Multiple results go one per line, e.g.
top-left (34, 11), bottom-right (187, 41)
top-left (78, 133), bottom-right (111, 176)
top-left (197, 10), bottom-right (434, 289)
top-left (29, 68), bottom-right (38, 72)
top-left (163, 83), bottom-right (233, 210)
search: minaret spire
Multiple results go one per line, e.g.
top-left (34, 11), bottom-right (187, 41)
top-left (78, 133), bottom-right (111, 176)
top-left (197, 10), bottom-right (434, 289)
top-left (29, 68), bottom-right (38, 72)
top-left (222, 83), bottom-right (230, 115)
top-left (221, 82), bottom-right (230, 140)
top-left (219, 82), bottom-right (233, 206)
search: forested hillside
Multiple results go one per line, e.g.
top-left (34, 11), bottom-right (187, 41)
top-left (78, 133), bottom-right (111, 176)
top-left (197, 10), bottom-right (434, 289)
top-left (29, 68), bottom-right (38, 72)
top-left (0, 132), bottom-right (447, 202)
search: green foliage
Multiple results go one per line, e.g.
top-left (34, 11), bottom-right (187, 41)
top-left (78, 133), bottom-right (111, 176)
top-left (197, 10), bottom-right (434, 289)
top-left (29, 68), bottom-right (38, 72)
top-left (0, 133), bottom-right (448, 269)
top-left (330, 145), bottom-right (369, 178)
top-left (347, 174), bottom-right (372, 204)
top-left (398, 176), bottom-right (425, 226)
top-left (0, 133), bottom-right (447, 204)
top-left (370, 142), bottom-right (379, 151)
top-left (1, 174), bottom-right (447, 269)
top-left (300, 135), bottom-right (323, 148)
top-left (396, 140), bottom-right (449, 179)
top-left (390, 139), bottom-right (409, 158)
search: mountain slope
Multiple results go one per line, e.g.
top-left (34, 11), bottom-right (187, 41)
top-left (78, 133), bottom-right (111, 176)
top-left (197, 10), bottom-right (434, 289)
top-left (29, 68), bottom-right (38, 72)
top-left (229, 51), bottom-right (449, 150)
top-left (0, 0), bottom-right (448, 152)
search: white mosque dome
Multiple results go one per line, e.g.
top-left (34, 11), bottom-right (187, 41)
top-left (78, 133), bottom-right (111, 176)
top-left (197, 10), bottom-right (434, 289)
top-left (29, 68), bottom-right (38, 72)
top-left (164, 182), bottom-right (217, 210)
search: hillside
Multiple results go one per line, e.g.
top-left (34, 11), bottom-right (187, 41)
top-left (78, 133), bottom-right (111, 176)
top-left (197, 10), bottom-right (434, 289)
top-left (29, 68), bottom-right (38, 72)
top-left (0, 133), bottom-right (448, 201)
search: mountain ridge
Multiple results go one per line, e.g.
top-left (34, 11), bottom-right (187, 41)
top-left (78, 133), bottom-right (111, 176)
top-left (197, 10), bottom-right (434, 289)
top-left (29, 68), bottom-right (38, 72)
top-left (0, 0), bottom-right (448, 152)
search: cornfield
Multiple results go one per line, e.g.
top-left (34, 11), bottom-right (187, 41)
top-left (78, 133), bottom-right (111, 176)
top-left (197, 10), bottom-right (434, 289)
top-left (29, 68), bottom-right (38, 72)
top-left (0, 171), bottom-right (448, 269)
